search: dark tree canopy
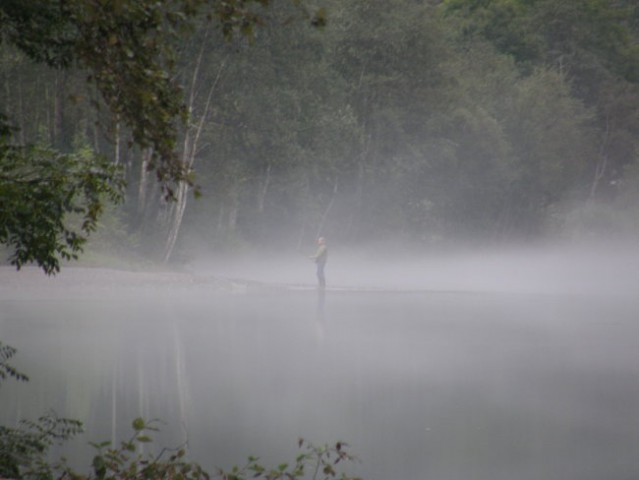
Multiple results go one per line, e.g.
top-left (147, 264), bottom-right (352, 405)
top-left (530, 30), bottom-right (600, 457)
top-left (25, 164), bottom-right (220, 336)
top-left (0, 0), bottom-right (310, 187)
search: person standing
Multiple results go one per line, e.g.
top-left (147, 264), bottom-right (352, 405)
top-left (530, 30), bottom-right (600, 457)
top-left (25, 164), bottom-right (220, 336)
top-left (310, 237), bottom-right (328, 288)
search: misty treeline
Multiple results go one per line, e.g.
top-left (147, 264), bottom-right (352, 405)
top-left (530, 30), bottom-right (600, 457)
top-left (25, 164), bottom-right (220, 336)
top-left (2, 0), bottom-right (639, 268)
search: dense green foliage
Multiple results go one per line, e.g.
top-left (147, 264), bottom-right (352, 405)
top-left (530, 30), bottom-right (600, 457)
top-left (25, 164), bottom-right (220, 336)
top-left (0, 413), bottom-right (83, 480)
top-left (0, 116), bottom-right (125, 273)
top-left (2, 0), bottom-right (639, 268)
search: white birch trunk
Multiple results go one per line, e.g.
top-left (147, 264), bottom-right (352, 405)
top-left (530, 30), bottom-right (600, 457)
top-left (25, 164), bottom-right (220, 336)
top-left (137, 149), bottom-right (152, 215)
top-left (162, 40), bottom-right (226, 262)
top-left (163, 179), bottom-right (189, 263)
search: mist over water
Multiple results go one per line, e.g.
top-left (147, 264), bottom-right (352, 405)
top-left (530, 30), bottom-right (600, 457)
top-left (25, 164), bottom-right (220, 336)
top-left (2, 242), bottom-right (639, 480)
top-left (200, 240), bottom-right (639, 296)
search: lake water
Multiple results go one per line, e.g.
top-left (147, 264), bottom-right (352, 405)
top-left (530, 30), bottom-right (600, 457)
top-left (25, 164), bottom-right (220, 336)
top-left (2, 251), bottom-right (639, 480)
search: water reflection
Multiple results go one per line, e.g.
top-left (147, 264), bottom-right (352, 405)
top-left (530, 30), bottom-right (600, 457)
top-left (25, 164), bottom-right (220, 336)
top-left (2, 290), bottom-right (639, 480)
top-left (316, 288), bottom-right (326, 319)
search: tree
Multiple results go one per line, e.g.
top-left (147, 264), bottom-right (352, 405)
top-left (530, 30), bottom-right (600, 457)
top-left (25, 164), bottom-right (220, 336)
top-left (169, 4), bottom-right (353, 252)
top-left (443, 0), bottom-right (639, 204)
top-left (0, 117), bottom-right (124, 274)
top-left (0, 0), bottom-right (323, 272)
top-left (321, 0), bottom-right (455, 241)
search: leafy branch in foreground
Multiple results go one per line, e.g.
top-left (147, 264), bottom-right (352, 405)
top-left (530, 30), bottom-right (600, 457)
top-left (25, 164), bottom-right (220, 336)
top-left (0, 342), bottom-right (29, 383)
top-left (1, 0), bottom-right (325, 195)
top-left (60, 418), bottom-right (211, 480)
top-left (1, 413), bottom-right (84, 480)
top-left (0, 121), bottom-right (125, 274)
top-left (216, 438), bottom-right (361, 480)
top-left (53, 419), bottom-right (361, 480)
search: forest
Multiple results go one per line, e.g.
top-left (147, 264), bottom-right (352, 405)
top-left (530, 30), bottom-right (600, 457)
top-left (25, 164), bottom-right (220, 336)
top-left (2, 0), bottom-right (639, 271)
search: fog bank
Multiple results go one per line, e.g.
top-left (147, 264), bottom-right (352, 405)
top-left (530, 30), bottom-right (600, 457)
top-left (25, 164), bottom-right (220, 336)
top-left (190, 241), bottom-right (639, 297)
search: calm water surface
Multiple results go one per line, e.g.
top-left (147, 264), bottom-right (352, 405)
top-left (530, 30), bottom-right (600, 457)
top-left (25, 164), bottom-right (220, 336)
top-left (2, 276), bottom-right (639, 480)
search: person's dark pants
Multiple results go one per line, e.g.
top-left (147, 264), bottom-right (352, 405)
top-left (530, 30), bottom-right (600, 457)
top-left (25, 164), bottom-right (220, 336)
top-left (316, 262), bottom-right (326, 287)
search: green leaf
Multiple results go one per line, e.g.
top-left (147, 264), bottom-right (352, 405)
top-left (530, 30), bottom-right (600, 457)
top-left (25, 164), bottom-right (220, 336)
top-left (132, 418), bottom-right (145, 431)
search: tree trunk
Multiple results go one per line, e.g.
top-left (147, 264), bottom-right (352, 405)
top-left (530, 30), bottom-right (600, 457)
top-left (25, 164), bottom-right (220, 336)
top-left (53, 70), bottom-right (70, 150)
top-left (137, 149), bottom-right (152, 216)
top-left (227, 180), bottom-right (239, 235)
top-left (163, 179), bottom-right (189, 263)
top-left (589, 117), bottom-right (610, 202)
top-left (257, 163), bottom-right (271, 213)
top-left (346, 156), bottom-right (366, 238)
top-left (162, 40), bottom-right (226, 262)
top-left (296, 174), bottom-right (311, 251)
top-left (113, 116), bottom-right (121, 166)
